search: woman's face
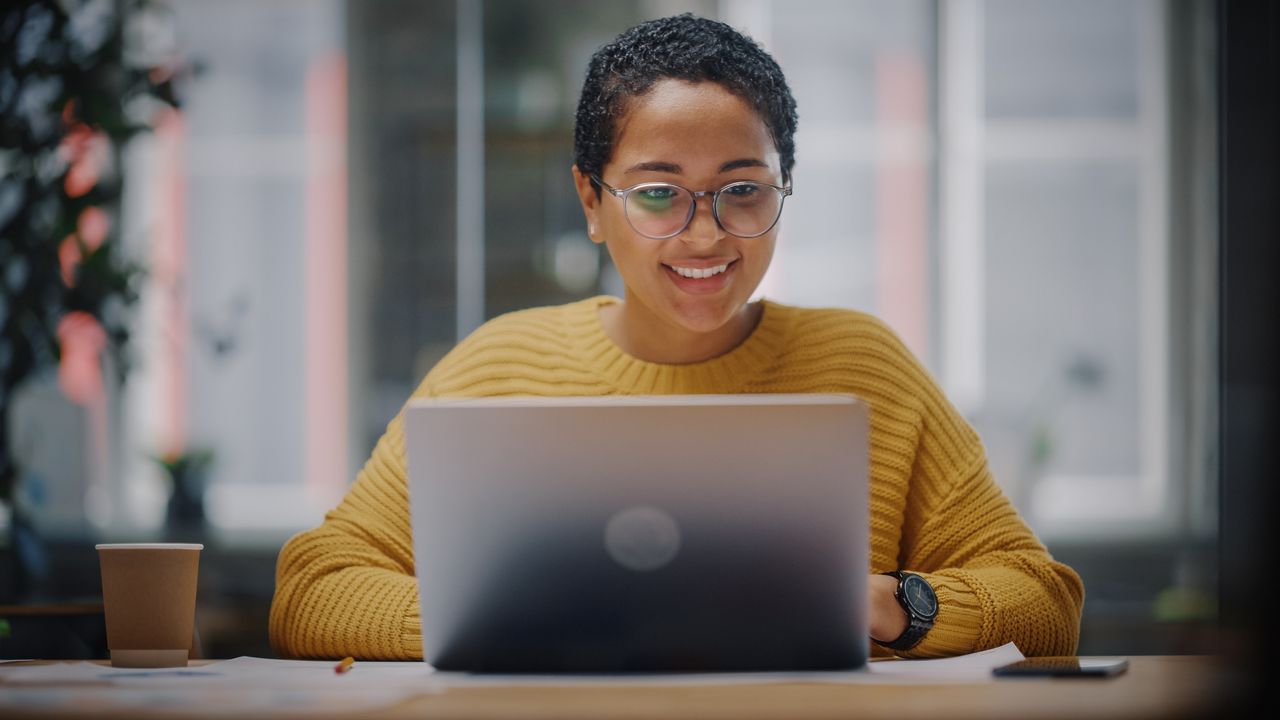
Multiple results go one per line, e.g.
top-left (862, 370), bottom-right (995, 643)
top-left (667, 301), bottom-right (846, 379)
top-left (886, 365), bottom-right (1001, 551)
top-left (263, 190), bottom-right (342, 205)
top-left (574, 79), bottom-right (783, 336)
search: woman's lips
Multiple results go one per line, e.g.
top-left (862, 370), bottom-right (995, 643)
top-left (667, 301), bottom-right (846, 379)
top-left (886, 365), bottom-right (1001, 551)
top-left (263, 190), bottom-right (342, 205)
top-left (663, 259), bottom-right (738, 295)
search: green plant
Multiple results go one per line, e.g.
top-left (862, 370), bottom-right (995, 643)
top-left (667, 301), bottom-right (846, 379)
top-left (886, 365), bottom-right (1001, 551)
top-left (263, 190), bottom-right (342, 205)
top-left (152, 448), bottom-right (214, 486)
top-left (1, 0), bottom-right (184, 594)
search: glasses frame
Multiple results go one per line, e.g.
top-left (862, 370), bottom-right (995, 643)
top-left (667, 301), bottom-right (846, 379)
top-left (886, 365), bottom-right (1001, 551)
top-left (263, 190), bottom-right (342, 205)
top-left (591, 175), bottom-right (793, 240)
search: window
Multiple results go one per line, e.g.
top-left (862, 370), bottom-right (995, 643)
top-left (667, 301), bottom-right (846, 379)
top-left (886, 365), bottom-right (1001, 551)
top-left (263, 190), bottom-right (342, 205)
top-left (89, 0), bottom-right (1210, 544)
top-left (115, 0), bottom-right (348, 535)
top-left (939, 0), bottom-right (1203, 539)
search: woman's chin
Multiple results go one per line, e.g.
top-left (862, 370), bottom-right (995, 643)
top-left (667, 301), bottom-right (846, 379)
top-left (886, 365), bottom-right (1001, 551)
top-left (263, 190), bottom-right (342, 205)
top-left (665, 296), bottom-right (749, 335)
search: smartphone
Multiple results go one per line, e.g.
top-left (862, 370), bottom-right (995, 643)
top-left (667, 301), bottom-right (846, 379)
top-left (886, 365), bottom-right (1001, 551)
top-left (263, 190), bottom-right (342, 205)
top-left (993, 656), bottom-right (1129, 678)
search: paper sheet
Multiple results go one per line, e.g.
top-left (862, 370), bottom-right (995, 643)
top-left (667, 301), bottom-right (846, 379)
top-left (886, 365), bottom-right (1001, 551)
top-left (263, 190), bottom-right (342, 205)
top-left (420, 642), bottom-right (1026, 687)
top-left (0, 643), bottom-right (1026, 714)
top-left (0, 657), bottom-right (433, 716)
top-left (864, 641), bottom-right (1027, 682)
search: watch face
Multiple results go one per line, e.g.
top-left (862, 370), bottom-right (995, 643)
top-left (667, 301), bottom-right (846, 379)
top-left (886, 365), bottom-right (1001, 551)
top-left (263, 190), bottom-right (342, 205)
top-left (902, 574), bottom-right (938, 619)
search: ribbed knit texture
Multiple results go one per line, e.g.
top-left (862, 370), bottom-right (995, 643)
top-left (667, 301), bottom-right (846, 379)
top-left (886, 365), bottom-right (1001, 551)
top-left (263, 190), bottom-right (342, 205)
top-left (269, 296), bottom-right (1084, 660)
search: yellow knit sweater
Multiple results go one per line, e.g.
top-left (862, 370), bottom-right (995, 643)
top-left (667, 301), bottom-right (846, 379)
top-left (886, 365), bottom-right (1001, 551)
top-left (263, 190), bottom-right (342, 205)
top-left (269, 296), bottom-right (1083, 660)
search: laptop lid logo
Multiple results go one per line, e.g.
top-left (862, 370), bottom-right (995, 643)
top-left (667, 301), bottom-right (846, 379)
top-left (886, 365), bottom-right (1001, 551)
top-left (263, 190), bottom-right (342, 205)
top-left (604, 506), bottom-right (682, 572)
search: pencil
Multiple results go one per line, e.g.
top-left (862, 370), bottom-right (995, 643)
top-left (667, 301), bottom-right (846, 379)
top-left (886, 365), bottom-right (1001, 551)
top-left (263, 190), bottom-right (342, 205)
top-left (334, 656), bottom-right (355, 674)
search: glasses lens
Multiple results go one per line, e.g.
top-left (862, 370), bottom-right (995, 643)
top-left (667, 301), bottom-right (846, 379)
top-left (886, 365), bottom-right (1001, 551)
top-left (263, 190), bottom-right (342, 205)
top-left (624, 184), bottom-right (693, 238)
top-left (715, 182), bottom-right (783, 238)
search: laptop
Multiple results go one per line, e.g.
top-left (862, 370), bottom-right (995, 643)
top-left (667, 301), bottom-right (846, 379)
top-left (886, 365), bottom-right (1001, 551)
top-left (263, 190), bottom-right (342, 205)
top-left (403, 394), bottom-right (869, 673)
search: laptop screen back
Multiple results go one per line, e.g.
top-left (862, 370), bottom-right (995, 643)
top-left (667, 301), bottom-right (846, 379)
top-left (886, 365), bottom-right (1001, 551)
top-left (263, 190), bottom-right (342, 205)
top-left (404, 394), bottom-right (869, 672)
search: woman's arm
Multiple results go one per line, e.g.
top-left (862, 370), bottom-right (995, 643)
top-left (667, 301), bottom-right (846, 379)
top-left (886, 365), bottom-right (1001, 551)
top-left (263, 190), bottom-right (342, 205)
top-left (268, 414), bottom-right (423, 659)
top-left (897, 450), bottom-right (1085, 658)
top-left (849, 314), bottom-right (1084, 659)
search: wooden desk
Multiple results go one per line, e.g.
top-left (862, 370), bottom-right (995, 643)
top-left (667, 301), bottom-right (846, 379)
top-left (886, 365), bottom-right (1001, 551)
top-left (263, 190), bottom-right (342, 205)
top-left (0, 655), bottom-right (1237, 720)
top-left (0, 603), bottom-right (107, 660)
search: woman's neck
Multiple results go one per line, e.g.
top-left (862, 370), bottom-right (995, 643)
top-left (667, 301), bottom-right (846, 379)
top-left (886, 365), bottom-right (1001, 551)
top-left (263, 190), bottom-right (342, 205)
top-left (598, 294), bottom-right (763, 365)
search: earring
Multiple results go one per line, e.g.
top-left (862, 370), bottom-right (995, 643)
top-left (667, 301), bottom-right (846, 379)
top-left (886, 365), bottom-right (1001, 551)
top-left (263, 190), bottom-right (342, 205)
top-left (588, 225), bottom-right (596, 237)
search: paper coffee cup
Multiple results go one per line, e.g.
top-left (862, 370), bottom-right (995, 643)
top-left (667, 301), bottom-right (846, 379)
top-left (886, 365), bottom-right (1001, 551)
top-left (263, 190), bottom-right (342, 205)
top-left (96, 543), bottom-right (203, 668)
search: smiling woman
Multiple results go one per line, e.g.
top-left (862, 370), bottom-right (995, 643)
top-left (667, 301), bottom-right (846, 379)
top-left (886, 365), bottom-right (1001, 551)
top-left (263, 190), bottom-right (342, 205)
top-left (575, 79), bottom-right (783, 363)
top-left (269, 13), bottom-right (1084, 663)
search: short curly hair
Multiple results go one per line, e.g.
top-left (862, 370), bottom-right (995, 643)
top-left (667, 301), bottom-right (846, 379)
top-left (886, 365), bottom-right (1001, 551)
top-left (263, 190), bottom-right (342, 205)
top-left (573, 14), bottom-right (798, 189)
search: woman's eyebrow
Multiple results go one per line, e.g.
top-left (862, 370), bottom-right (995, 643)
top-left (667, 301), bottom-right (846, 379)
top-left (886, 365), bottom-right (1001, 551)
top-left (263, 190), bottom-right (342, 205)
top-left (624, 161), bottom-right (682, 174)
top-left (623, 158), bottom-right (769, 174)
top-left (719, 158), bottom-right (768, 172)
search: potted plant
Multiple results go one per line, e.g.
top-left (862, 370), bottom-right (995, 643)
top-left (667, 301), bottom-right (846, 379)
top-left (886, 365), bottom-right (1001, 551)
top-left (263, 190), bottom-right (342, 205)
top-left (0, 0), bottom-right (185, 601)
top-left (152, 448), bottom-right (213, 543)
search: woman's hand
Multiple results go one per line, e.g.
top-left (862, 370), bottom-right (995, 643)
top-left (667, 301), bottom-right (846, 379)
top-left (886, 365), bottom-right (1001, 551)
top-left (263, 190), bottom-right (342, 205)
top-left (867, 573), bottom-right (909, 644)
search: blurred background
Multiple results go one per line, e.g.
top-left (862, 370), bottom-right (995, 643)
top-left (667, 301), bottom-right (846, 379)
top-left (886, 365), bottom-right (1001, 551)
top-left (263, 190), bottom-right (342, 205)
top-left (1, 0), bottom-right (1225, 659)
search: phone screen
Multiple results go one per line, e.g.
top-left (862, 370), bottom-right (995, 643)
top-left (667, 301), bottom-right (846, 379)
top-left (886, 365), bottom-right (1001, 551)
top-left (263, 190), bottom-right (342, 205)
top-left (992, 657), bottom-right (1129, 677)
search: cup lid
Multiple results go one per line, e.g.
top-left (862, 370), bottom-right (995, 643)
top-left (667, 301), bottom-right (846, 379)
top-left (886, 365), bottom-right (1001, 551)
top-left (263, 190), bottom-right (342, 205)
top-left (95, 543), bottom-right (204, 550)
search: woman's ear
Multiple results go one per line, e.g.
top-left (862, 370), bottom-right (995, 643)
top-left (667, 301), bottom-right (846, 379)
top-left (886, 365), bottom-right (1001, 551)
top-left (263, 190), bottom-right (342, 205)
top-left (571, 165), bottom-right (604, 245)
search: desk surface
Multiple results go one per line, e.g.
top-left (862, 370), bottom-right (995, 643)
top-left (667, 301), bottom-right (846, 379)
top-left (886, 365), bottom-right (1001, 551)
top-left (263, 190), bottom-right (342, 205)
top-left (0, 655), bottom-right (1237, 720)
top-left (0, 602), bottom-right (103, 616)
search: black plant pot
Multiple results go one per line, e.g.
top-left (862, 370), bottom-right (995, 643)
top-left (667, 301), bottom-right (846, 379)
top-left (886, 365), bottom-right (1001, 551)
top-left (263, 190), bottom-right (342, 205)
top-left (163, 474), bottom-right (207, 544)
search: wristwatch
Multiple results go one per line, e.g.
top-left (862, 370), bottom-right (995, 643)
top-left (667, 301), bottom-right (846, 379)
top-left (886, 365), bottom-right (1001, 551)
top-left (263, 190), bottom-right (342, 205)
top-left (875, 570), bottom-right (938, 652)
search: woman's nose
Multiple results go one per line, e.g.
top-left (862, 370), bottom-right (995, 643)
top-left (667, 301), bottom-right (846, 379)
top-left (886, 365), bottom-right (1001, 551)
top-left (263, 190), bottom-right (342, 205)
top-left (679, 197), bottom-right (725, 247)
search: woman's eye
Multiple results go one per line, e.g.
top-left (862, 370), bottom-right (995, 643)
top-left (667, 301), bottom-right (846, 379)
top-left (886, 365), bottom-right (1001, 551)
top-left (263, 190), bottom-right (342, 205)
top-left (634, 187), bottom-right (677, 209)
top-left (720, 184), bottom-right (764, 206)
top-left (639, 187), bottom-right (676, 201)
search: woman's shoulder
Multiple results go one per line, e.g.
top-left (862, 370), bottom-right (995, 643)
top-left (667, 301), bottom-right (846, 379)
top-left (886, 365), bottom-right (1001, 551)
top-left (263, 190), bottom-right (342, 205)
top-left (461, 295), bottom-right (610, 348)
top-left (766, 301), bottom-right (932, 384)
top-left (768, 301), bottom-right (907, 351)
top-left (765, 302), bottom-right (942, 419)
top-left (418, 296), bottom-right (606, 394)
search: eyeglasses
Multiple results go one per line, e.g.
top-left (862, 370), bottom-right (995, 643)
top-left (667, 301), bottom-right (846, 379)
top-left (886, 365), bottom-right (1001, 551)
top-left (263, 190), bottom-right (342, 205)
top-left (591, 175), bottom-right (793, 240)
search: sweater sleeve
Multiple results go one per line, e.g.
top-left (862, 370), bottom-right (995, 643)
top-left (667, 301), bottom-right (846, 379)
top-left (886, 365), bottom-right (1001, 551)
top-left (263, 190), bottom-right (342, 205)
top-left (268, 412), bottom-right (423, 660)
top-left (897, 408), bottom-right (1085, 659)
top-left (266, 317), bottom-right (533, 660)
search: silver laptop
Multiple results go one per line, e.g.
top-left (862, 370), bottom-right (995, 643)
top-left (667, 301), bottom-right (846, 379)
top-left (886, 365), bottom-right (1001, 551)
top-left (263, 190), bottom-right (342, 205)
top-left (404, 394), bottom-right (869, 672)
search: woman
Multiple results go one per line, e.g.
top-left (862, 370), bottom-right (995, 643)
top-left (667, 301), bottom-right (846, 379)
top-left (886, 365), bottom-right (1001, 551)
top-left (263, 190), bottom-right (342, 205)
top-left (269, 14), bottom-right (1083, 661)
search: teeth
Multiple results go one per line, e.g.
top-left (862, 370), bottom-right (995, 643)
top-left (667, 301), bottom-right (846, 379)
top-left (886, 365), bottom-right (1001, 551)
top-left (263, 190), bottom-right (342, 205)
top-left (670, 263), bottom-right (729, 279)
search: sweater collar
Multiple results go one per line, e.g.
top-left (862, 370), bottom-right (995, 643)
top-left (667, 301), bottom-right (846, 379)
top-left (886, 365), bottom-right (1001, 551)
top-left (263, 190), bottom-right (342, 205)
top-left (566, 295), bottom-right (791, 394)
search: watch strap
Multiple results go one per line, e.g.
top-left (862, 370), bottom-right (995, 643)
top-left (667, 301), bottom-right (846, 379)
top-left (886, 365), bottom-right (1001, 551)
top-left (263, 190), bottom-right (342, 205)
top-left (876, 571), bottom-right (936, 652)
top-left (886, 615), bottom-right (932, 652)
